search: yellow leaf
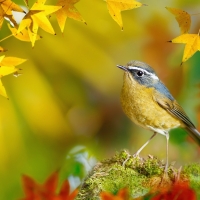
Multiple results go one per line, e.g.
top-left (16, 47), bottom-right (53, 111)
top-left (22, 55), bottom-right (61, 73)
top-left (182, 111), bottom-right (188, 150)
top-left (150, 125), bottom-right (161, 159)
top-left (8, 24), bottom-right (41, 42)
top-left (0, 57), bottom-right (27, 66)
top-left (28, 21), bottom-right (39, 47)
top-left (171, 32), bottom-right (200, 63)
top-left (55, 0), bottom-right (86, 33)
top-left (0, 55), bottom-right (5, 62)
top-left (0, 55), bottom-right (26, 98)
top-left (0, 66), bottom-right (18, 77)
top-left (106, 0), bottom-right (143, 29)
top-left (0, 6), bottom-right (4, 29)
top-left (166, 7), bottom-right (191, 34)
top-left (17, 0), bottom-right (61, 46)
top-left (0, 79), bottom-right (8, 98)
top-left (31, 12), bottom-right (55, 34)
top-left (18, 17), bottom-right (32, 33)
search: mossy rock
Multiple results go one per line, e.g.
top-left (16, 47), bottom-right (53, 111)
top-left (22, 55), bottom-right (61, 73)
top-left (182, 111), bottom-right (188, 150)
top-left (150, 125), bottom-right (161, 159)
top-left (75, 150), bottom-right (200, 200)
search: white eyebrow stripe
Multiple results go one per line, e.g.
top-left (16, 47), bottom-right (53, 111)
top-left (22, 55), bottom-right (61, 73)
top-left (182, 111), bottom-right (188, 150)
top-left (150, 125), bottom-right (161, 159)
top-left (127, 66), bottom-right (159, 80)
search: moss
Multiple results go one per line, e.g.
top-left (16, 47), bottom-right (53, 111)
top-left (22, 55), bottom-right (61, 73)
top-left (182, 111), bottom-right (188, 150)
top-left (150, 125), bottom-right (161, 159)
top-left (75, 150), bottom-right (176, 200)
top-left (182, 163), bottom-right (200, 197)
top-left (75, 150), bottom-right (200, 199)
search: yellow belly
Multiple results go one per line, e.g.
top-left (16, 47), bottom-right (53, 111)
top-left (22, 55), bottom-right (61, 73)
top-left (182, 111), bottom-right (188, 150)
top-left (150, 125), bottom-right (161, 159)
top-left (121, 74), bottom-right (181, 131)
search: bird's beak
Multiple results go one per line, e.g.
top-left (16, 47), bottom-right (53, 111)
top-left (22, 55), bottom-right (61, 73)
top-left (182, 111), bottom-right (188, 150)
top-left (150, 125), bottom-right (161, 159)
top-left (117, 65), bottom-right (128, 71)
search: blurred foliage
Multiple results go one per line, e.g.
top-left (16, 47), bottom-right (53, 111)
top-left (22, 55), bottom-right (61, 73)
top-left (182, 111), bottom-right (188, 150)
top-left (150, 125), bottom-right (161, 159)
top-left (0, 0), bottom-right (200, 199)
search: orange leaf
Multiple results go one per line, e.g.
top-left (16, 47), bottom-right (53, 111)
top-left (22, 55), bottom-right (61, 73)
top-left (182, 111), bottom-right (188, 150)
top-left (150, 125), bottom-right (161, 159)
top-left (20, 171), bottom-right (78, 200)
top-left (58, 180), bottom-right (78, 200)
top-left (170, 31), bottom-right (200, 63)
top-left (166, 7), bottom-right (191, 34)
top-left (100, 188), bottom-right (129, 200)
top-left (0, 0), bottom-right (24, 15)
top-left (55, 0), bottom-right (86, 33)
top-left (106, 0), bottom-right (144, 30)
top-left (21, 174), bottom-right (38, 199)
top-left (151, 181), bottom-right (197, 200)
top-left (0, 0), bottom-right (25, 29)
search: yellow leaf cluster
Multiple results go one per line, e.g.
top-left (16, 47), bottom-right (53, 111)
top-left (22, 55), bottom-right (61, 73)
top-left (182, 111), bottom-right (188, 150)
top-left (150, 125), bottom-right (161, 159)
top-left (0, 0), bottom-right (87, 46)
top-left (167, 7), bottom-right (199, 63)
top-left (17, 0), bottom-right (62, 47)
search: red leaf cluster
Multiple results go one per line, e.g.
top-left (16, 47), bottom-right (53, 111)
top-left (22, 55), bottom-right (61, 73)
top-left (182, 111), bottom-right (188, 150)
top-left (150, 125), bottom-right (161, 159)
top-left (151, 181), bottom-right (197, 200)
top-left (20, 171), bottom-right (78, 200)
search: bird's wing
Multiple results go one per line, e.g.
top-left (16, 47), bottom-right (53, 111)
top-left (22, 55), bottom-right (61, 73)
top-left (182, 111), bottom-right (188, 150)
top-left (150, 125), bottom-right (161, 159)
top-left (153, 89), bottom-right (195, 128)
top-left (153, 89), bottom-right (200, 145)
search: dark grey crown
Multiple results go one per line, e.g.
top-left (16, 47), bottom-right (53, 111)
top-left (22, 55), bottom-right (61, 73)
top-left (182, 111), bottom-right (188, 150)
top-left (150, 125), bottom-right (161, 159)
top-left (127, 60), bottom-right (156, 75)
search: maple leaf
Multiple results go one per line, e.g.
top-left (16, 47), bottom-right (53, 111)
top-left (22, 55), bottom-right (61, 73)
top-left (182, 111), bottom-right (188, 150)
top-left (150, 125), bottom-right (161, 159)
top-left (18, 0), bottom-right (62, 47)
top-left (57, 180), bottom-right (78, 200)
top-left (8, 24), bottom-right (42, 42)
top-left (100, 188), bottom-right (129, 200)
top-left (151, 181), bottom-right (197, 200)
top-left (0, 0), bottom-right (25, 29)
top-left (20, 171), bottom-right (78, 200)
top-left (0, 55), bottom-right (26, 98)
top-left (166, 7), bottom-right (191, 34)
top-left (170, 31), bottom-right (200, 63)
top-left (55, 0), bottom-right (86, 33)
top-left (105, 0), bottom-right (144, 30)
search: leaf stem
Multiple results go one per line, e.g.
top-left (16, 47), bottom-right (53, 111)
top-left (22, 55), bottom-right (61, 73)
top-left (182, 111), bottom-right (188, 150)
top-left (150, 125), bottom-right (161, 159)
top-left (0, 34), bottom-right (13, 43)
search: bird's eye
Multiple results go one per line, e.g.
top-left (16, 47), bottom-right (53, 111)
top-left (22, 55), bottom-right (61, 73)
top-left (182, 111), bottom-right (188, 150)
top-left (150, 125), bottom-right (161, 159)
top-left (137, 70), bottom-right (144, 77)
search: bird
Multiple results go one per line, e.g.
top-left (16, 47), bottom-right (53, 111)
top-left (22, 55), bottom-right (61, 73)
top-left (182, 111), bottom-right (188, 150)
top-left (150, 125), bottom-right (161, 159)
top-left (117, 60), bottom-right (200, 172)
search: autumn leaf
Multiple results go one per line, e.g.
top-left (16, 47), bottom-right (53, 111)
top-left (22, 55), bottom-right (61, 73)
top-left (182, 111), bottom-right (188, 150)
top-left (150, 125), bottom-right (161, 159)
top-left (8, 24), bottom-right (42, 42)
top-left (0, 55), bottom-right (26, 98)
top-left (166, 7), bottom-right (191, 34)
top-left (0, 0), bottom-right (25, 29)
top-left (151, 181), bottom-right (197, 200)
top-left (18, 0), bottom-right (62, 47)
top-left (105, 0), bottom-right (144, 30)
top-left (20, 170), bottom-right (78, 200)
top-left (55, 0), bottom-right (86, 33)
top-left (57, 180), bottom-right (78, 200)
top-left (100, 188), bottom-right (129, 200)
top-left (170, 31), bottom-right (200, 63)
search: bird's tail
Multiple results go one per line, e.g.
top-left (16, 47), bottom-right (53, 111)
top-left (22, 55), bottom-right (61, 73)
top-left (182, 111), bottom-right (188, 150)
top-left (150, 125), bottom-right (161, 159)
top-left (186, 127), bottom-right (200, 145)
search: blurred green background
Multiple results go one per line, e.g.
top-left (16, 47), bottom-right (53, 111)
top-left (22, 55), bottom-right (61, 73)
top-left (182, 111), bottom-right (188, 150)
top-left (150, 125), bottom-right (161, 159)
top-left (0, 0), bottom-right (200, 199)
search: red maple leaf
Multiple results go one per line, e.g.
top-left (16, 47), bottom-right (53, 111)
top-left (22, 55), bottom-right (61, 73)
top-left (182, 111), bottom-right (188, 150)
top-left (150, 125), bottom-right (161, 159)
top-left (151, 181), bottom-right (197, 200)
top-left (100, 188), bottom-right (129, 200)
top-left (20, 171), bottom-right (78, 200)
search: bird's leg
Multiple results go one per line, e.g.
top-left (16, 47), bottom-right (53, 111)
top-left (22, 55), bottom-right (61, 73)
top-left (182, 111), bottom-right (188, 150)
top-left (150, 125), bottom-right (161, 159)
top-left (160, 132), bottom-right (170, 185)
top-left (134, 132), bottom-right (157, 157)
top-left (164, 132), bottom-right (169, 172)
top-left (123, 132), bottom-right (157, 167)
